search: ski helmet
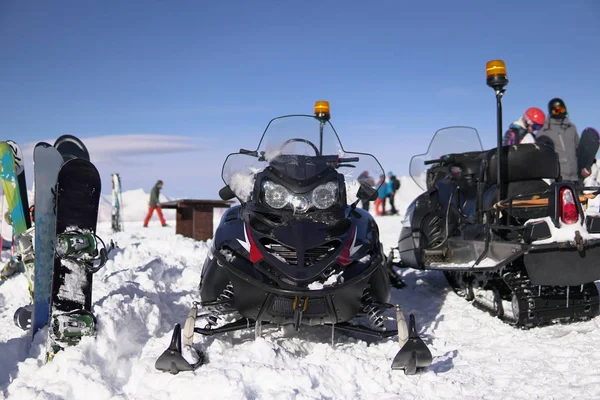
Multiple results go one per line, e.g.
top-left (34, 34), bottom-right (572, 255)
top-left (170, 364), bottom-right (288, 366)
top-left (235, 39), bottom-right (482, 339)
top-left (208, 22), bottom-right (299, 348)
top-left (523, 107), bottom-right (545, 130)
top-left (548, 98), bottom-right (567, 118)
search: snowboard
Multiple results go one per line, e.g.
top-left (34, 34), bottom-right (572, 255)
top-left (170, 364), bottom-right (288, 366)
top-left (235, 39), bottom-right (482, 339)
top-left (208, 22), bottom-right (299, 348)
top-left (47, 158), bottom-right (101, 359)
top-left (578, 128), bottom-right (600, 181)
top-left (31, 143), bottom-right (64, 336)
top-left (6, 140), bottom-right (31, 230)
top-left (0, 142), bottom-right (28, 236)
top-left (111, 173), bottom-right (123, 233)
top-left (54, 134), bottom-right (90, 162)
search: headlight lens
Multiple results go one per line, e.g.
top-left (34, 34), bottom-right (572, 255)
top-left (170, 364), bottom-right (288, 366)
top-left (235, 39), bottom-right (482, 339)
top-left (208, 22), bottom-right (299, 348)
top-left (261, 180), bottom-right (338, 212)
top-left (263, 181), bottom-right (289, 209)
top-left (312, 182), bottom-right (338, 209)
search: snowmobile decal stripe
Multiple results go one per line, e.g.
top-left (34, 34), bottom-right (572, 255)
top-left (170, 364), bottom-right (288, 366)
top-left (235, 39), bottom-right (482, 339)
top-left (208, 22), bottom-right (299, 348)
top-left (337, 226), bottom-right (357, 266)
top-left (237, 222), bottom-right (263, 263)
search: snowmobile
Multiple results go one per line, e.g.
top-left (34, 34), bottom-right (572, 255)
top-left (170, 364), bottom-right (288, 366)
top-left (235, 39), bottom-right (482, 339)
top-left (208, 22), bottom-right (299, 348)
top-left (391, 60), bottom-right (600, 327)
top-left (155, 101), bottom-right (432, 375)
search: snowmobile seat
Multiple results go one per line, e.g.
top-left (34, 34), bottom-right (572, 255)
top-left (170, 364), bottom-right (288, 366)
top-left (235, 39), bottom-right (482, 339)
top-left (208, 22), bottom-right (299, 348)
top-left (485, 144), bottom-right (560, 185)
top-left (480, 144), bottom-right (560, 218)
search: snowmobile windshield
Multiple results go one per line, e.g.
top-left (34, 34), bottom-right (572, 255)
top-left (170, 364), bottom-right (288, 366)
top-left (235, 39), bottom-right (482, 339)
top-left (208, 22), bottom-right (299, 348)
top-left (222, 115), bottom-right (384, 206)
top-left (410, 126), bottom-right (484, 190)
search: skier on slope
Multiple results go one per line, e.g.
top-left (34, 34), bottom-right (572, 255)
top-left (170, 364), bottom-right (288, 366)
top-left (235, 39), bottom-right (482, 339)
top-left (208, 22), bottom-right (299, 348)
top-left (143, 180), bottom-right (167, 227)
top-left (536, 98), bottom-right (580, 182)
top-left (503, 107), bottom-right (546, 145)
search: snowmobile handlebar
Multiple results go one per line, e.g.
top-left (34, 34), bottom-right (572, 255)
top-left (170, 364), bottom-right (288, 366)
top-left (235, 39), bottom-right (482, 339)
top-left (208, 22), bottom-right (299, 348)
top-left (424, 154), bottom-right (455, 166)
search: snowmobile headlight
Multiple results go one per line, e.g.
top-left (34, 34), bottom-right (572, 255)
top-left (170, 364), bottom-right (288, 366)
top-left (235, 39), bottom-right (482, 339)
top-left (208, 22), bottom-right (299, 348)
top-left (290, 195), bottom-right (310, 213)
top-left (312, 182), bottom-right (338, 209)
top-left (262, 180), bottom-right (289, 209)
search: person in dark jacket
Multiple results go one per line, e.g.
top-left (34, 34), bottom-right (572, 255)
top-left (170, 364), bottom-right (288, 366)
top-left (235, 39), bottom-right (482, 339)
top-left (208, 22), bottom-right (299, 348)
top-left (536, 98), bottom-right (579, 182)
top-left (386, 171), bottom-right (400, 215)
top-left (143, 180), bottom-right (167, 227)
top-left (357, 170), bottom-right (375, 211)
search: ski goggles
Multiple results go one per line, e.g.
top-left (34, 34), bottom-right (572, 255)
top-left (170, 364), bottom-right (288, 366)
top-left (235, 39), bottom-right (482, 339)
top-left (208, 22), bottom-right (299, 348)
top-left (551, 106), bottom-right (566, 116)
top-left (531, 122), bottom-right (543, 131)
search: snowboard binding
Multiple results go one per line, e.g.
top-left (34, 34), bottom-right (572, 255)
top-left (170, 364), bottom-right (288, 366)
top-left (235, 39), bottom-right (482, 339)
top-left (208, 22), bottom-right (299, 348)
top-left (55, 230), bottom-right (115, 273)
top-left (47, 309), bottom-right (97, 361)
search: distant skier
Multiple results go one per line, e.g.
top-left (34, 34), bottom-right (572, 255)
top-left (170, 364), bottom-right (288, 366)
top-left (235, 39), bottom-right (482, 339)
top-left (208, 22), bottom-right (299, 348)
top-left (503, 107), bottom-right (546, 145)
top-left (386, 171), bottom-right (400, 215)
top-left (143, 180), bottom-right (167, 227)
top-left (536, 98), bottom-right (579, 182)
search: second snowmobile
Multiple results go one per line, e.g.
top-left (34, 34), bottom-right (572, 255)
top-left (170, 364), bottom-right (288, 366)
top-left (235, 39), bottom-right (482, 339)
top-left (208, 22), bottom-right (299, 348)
top-left (156, 101), bottom-right (432, 375)
top-left (392, 60), bottom-right (600, 327)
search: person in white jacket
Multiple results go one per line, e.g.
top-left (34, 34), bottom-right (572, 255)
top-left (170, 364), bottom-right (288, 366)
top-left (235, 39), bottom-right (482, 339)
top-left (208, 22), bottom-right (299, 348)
top-left (503, 107), bottom-right (546, 145)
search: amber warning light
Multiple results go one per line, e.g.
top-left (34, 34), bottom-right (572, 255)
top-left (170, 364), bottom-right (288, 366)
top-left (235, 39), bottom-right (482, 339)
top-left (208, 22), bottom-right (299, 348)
top-left (314, 101), bottom-right (330, 119)
top-left (486, 60), bottom-right (508, 90)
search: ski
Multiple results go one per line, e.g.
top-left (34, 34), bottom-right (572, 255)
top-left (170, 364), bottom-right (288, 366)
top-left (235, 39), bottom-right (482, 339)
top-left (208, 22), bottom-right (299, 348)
top-left (111, 173), bottom-right (123, 233)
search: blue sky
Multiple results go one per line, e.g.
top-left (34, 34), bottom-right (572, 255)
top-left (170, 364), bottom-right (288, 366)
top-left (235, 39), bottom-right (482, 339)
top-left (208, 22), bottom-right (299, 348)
top-left (1, 0), bottom-right (599, 198)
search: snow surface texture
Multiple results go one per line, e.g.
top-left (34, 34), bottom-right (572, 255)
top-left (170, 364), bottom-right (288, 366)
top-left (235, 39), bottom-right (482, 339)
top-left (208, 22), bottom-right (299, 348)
top-left (1, 179), bottom-right (600, 399)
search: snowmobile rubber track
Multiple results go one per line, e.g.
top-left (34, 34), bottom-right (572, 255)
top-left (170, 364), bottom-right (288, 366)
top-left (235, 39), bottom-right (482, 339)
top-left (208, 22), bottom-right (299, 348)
top-left (500, 270), bottom-right (599, 328)
top-left (445, 268), bottom-right (600, 328)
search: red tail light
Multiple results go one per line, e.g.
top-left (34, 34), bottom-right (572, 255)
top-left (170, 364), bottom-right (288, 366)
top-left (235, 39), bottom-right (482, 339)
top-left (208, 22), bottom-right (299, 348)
top-left (559, 188), bottom-right (578, 225)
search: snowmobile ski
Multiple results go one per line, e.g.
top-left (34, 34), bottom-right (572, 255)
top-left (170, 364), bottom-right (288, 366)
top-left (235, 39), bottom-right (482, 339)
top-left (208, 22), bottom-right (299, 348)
top-left (391, 314), bottom-right (433, 375)
top-left (155, 323), bottom-right (205, 374)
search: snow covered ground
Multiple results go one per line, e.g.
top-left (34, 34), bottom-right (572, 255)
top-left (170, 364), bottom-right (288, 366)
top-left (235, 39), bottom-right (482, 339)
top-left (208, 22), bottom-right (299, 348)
top-left (2, 182), bottom-right (600, 399)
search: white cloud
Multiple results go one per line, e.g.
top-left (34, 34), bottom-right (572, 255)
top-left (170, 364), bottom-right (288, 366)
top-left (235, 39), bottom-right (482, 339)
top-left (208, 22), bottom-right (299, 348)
top-left (22, 134), bottom-right (208, 163)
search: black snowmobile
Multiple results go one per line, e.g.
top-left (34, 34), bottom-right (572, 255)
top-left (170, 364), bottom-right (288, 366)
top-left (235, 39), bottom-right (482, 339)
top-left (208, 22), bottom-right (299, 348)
top-left (391, 60), bottom-right (600, 327)
top-left (156, 101), bottom-right (432, 375)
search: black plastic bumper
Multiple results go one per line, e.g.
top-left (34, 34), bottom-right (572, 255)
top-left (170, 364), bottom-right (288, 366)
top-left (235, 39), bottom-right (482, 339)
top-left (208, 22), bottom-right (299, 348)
top-left (525, 240), bottom-right (600, 286)
top-left (213, 251), bottom-right (383, 326)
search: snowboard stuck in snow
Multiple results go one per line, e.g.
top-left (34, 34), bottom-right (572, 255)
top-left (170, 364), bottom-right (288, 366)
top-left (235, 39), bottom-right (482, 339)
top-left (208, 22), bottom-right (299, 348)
top-left (3, 135), bottom-right (115, 365)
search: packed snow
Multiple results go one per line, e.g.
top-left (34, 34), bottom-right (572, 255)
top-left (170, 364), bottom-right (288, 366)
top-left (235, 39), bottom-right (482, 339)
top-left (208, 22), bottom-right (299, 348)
top-left (1, 181), bottom-right (600, 399)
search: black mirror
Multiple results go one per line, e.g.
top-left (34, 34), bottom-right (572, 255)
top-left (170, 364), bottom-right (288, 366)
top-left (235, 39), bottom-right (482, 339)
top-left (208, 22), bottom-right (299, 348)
top-left (219, 185), bottom-right (235, 201)
top-left (356, 183), bottom-right (378, 202)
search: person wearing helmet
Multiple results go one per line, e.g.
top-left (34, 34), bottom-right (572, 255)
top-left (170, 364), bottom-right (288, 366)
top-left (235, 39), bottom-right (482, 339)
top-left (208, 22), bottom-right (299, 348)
top-left (503, 107), bottom-right (546, 145)
top-left (536, 98), bottom-right (580, 182)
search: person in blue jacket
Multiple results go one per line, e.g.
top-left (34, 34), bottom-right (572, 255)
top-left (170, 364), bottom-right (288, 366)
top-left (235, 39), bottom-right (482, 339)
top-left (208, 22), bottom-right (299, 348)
top-left (375, 175), bottom-right (390, 216)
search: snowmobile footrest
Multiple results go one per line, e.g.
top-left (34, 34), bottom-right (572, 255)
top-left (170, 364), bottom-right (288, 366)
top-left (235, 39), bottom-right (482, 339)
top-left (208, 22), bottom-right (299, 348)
top-left (194, 318), bottom-right (270, 336)
top-left (155, 324), bottom-right (204, 374)
top-left (391, 314), bottom-right (432, 375)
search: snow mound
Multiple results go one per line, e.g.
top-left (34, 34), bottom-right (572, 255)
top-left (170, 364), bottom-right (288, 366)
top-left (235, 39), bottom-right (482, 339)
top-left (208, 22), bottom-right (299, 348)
top-left (1, 176), bottom-right (600, 399)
